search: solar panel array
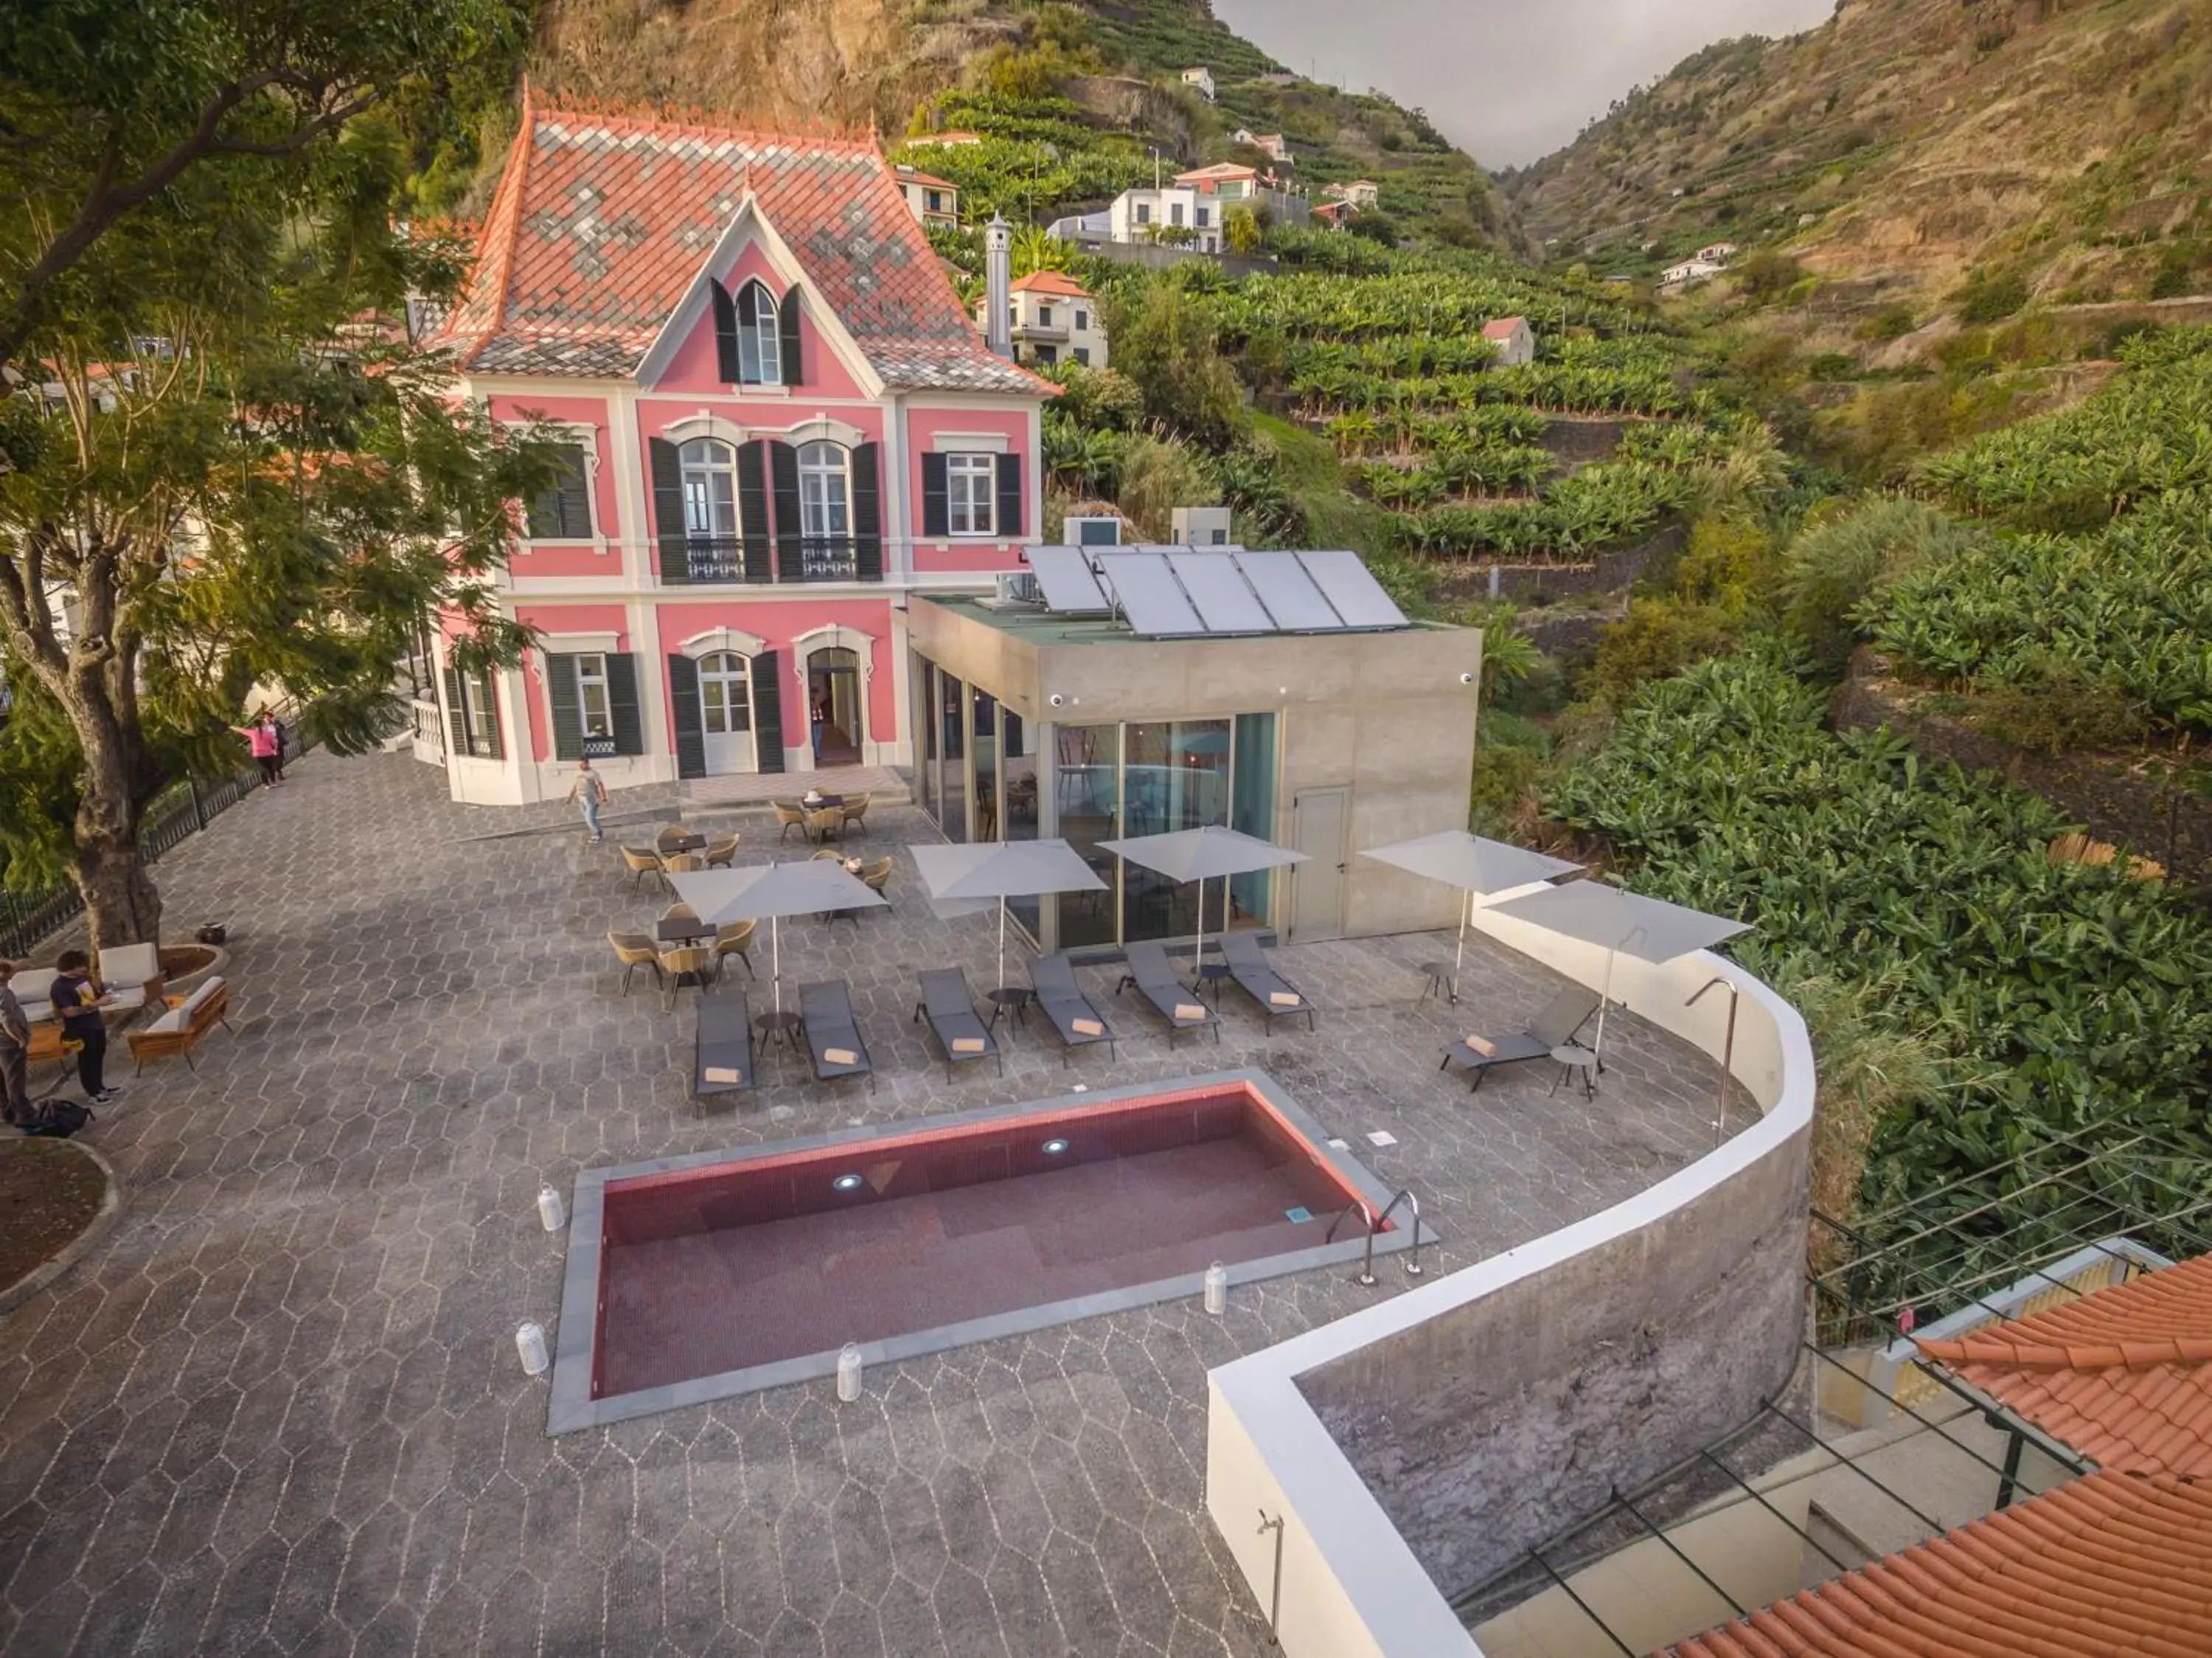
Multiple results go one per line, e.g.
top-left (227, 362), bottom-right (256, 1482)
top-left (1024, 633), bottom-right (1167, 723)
top-left (1020, 546), bottom-right (1408, 637)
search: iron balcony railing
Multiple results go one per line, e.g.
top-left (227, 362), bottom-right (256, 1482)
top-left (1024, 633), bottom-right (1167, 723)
top-left (655, 535), bottom-right (877, 586)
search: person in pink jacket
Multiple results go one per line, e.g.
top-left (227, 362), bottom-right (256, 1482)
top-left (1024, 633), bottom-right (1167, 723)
top-left (233, 713), bottom-right (282, 786)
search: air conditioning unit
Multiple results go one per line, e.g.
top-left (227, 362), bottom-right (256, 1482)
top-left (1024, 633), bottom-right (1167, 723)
top-left (1065, 515), bottom-right (1123, 547)
top-left (983, 570), bottom-right (1043, 610)
top-left (1172, 505), bottom-right (1233, 547)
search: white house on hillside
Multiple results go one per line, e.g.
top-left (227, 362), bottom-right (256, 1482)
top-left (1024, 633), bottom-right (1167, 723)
top-left (1661, 257), bottom-right (1725, 288)
top-left (975, 270), bottom-right (1107, 369)
top-left (1231, 129), bottom-right (1293, 164)
top-left (1051, 163), bottom-right (1308, 257)
top-left (1696, 240), bottom-right (1739, 264)
top-left (1481, 316), bottom-right (1535, 367)
top-left (1180, 67), bottom-right (1216, 103)
top-left (1325, 179), bottom-right (1381, 209)
top-left (893, 165), bottom-right (959, 230)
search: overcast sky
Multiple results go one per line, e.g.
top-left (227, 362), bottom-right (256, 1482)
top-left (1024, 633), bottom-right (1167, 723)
top-left (1210, 0), bottom-right (1835, 168)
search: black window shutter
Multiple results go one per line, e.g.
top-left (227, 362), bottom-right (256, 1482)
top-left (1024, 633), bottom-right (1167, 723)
top-left (546, 655), bottom-right (583, 761)
top-left (607, 653), bottom-right (644, 757)
top-left (650, 437), bottom-right (689, 583)
top-left (769, 441), bottom-right (802, 581)
top-left (737, 440), bottom-right (772, 583)
top-left (921, 452), bottom-right (950, 539)
top-left (481, 676), bottom-right (504, 761)
top-left (779, 288), bottom-right (804, 386)
top-left (712, 279), bottom-right (741, 384)
top-left (1004, 710), bottom-right (1023, 761)
top-left (667, 654), bottom-right (705, 780)
top-left (852, 443), bottom-right (882, 582)
top-left (751, 651), bottom-right (785, 773)
top-left (442, 664), bottom-right (469, 757)
top-left (526, 445), bottom-right (588, 539)
top-left (995, 453), bottom-right (1023, 541)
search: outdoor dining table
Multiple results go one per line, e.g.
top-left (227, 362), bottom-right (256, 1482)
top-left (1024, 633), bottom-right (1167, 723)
top-left (799, 796), bottom-right (846, 844)
top-left (654, 917), bottom-right (716, 945)
top-left (658, 832), bottom-right (707, 856)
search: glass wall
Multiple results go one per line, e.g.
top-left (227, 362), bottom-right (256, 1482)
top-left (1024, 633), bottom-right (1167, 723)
top-left (917, 661), bottom-right (938, 822)
top-left (1004, 712), bottom-right (1040, 938)
top-left (1055, 723), bottom-right (1121, 948)
top-left (938, 669), bottom-right (967, 844)
top-left (973, 692), bottom-right (1000, 842)
top-left (1228, 712), bottom-right (1279, 926)
top-left (1121, 720), bottom-right (1231, 943)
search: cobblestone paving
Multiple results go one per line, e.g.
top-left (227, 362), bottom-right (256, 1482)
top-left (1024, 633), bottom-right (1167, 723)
top-left (0, 753), bottom-right (1727, 1657)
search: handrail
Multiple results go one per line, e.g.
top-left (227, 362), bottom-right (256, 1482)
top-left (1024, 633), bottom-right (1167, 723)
top-left (1360, 1188), bottom-right (1424, 1286)
top-left (1687, 976), bottom-right (1741, 1148)
top-left (1324, 1198), bottom-right (1374, 1247)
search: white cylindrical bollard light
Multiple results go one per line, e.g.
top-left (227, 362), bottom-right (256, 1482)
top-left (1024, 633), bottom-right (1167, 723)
top-left (538, 1184), bottom-right (566, 1232)
top-left (516, 1321), bottom-right (550, 1376)
top-left (836, 1343), bottom-right (863, 1402)
top-left (1203, 1261), bottom-right (1228, 1316)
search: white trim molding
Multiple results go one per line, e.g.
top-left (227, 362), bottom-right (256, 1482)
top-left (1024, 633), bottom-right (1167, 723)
top-left (505, 418), bottom-right (611, 556)
top-left (928, 429), bottom-right (1010, 454)
top-left (779, 414), bottom-right (872, 450)
top-left (678, 625), bottom-right (769, 659)
top-left (535, 630), bottom-right (621, 655)
top-left (658, 412), bottom-right (750, 448)
top-left (788, 623), bottom-right (877, 679)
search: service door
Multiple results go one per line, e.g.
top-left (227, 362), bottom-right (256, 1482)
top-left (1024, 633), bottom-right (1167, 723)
top-left (698, 651), bottom-right (757, 774)
top-left (1289, 787), bottom-right (1350, 942)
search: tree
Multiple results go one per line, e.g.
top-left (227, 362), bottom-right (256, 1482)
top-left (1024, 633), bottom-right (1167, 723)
top-left (1222, 205), bottom-right (1263, 257)
top-left (0, 9), bottom-right (550, 948)
top-left (1105, 282), bottom-right (1245, 450)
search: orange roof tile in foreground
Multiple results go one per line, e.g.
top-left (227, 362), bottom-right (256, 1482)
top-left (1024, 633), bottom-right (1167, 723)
top-left (1662, 1471), bottom-right (2212, 1657)
top-left (436, 93), bottom-right (1044, 395)
top-left (1916, 1254), bottom-right (2212, 1478)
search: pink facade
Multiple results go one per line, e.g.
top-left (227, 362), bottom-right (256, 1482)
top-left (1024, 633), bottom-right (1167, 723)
top-left (429, 100), bottom-right (1054, 802)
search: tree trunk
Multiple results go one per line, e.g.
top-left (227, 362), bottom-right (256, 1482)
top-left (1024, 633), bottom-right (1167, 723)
top-left (65, 665), bottom-right (161, 951)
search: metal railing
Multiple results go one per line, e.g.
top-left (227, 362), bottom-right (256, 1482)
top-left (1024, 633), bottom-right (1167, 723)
top-left (0, 722), bottom-right (316, 960)
top-left (1362, 1189), bottom-right (1425, 1286)
top-left (657, 536), bottom-right (877, 586)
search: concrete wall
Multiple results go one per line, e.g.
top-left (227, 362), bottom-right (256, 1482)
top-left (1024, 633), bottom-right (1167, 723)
top-left (1204, 913), bottom-right (1815, 1658)
top-left (908, 600), bottom-right (1484, 937)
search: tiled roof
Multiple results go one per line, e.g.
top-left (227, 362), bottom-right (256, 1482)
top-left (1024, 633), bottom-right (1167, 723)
top-left (894, 164), bottom-right (957, 190)
top-left (1176, 162), bottom-right (1258, 183)
top-left (1662, 1472), bottom-right (2212, 1657)
top-left (1009, 270), bottom-right (1091, 298)
top-left (1482, 316), bottom-right (1528, 339)
top-left (437, 92), bottom-right (1046, 396)
top-left (1916, 1255), bottom-right (2212, 1477)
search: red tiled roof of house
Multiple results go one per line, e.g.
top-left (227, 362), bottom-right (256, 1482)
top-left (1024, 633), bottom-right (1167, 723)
top-left (1175, 162), bottom-right (1258, 183)
top-left (894, 164), bottom-right (957, 190)
top-left (1009, 270), bottom-right (1090, 299)
top-left (1915, 1255), bottom-right (2212, 1478)
top-left (1482, 316), bottom-right (1528, 339)
top-left (437, 90), bottom-right (1045, 395)
top-left (1662, 1471), bottom-right (2212, 1657)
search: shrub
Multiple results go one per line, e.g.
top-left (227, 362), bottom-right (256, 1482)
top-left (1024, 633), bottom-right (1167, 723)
top-left (1954, 270), bottom-right (2030, 325)
top-left (1857, 304), bottom-right (1919, 343)
top-left (1778, 498), bottom-right (1982, 680)
top-left (1115, 433), bottom-right (1219, 540)
top-left (1736, 249), bottom-right (1805, 302)
top-left (1971, 675), bottom-right (2151, 755)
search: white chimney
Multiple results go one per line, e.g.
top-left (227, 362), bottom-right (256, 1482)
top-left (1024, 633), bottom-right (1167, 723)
top-left (984, 215), bottom-right (1013, 360)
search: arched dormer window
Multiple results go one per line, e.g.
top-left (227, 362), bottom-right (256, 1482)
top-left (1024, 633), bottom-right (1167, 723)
top-left (734, 281), bottom-right (780, 384)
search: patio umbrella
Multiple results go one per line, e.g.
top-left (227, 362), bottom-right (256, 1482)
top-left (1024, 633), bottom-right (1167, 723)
top-left (909, 839), bottom-right (1107, 992)
top-left (1096, 825), bottom-right (1307, 969)
top-left (1360, 830), bottom-right (1584, 989)
top-left (1483, 880), bottom-right (1749, 1058)
top-left (666, 861), bottom-right (886, 1015)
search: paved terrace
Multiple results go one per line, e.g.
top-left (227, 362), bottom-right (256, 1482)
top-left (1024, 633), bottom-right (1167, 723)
top-left (0, 752), bottom-right (1726, 1658)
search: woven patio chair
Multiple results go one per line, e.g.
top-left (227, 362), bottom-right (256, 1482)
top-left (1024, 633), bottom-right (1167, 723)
top-left (657, 943), bottom-right (714, 1010)
top-left (620, 845), bottom-right (663, 891)
top-left (772, 800), bottom-right (807, 842)
top-left (712, 920), bottom-right (757, 979)
top-left (703, 833), bottom-right (741, 868)
top-left (839, 794), bottom-right (871, 836)
top-left (608, 931), bottom-right (663, 996)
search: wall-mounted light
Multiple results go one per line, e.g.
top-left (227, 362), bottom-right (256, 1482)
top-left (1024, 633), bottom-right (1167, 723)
top-left (1459, 671), bottom-right (1475, 685)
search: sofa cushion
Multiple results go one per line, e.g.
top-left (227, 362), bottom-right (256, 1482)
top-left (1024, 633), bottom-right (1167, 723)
top-left (145, 1007), bottom-right (190, 1035)
top-left (12, 968), bottom-right (57, 1002)
top-left (101, 943), bottom-right (161, 986)
top-left (181, 975), bottom-right (225, 1014)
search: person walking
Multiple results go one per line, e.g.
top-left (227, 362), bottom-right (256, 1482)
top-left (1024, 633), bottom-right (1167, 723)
top-left (0, 960), bottom-right (32, 1127)
top-left (567, 756), bottom-right (608, 843)
top-left (49, 950), bottom-right (118, 1105)
top-left (233, 713), bottom-right (282, 787)
top-left (269, 712), bottom-right (288, 781)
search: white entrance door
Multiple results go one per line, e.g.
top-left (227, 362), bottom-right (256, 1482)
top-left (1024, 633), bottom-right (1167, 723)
top-left (698, 651), bottom-right (757, 775)
top-left (1289, 787), bottom-right (1350, 942)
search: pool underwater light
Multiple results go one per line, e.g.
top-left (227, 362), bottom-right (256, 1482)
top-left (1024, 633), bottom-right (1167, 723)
top-left (832, 1173), bottom-right (864, 1192)
top-left (1042, 1138), bottom-right (1071, 1156)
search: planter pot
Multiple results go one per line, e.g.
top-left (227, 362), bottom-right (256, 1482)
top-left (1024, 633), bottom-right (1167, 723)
top-left (156, 943), bottom-right (227, 998)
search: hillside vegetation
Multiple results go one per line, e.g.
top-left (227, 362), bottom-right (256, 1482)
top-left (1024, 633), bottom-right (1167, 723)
top-left (1506, 0), bottom-right (2212, 320)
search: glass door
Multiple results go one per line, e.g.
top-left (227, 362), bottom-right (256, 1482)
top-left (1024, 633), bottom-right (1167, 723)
top-left (1121, 720), bottom-right (1230, 944)
top-left (1054, 723), bottom-right (1119, 947)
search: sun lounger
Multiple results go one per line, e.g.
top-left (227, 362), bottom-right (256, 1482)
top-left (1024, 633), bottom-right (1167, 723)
top-left (693, 991), bottom-right (754, 1097)
top-left (913, 968), bottom-right (1004, 1080)
top-left (799, 979), bottom-right (874, 1089)
top-left (1029, 954), bottom-right (1118, 1064)
top-left (1115, 939), bottom-right (1218, 1048)
top-left (1441, 985), bottom-right (1600, 1092)
top-left (1219, 932), bottom-right (1316, 1033)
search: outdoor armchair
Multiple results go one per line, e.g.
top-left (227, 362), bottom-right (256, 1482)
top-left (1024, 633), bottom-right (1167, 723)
top-left (620, 846), bottom-right (664, 891)
top-left (773, 800), bottom-right (807, 842)
top-left (608, 930), bottom-right (664, 996)
top-left (712, 920), bottom-right (757, 978)
top-left (656, 945), bottom-right (714, 1010)
top-left (703, 833), bottom-right (741, 868)
top-left (125, 977), bottom-right (233, 1074)
top-left (840, 795), bottom-right (871, 836)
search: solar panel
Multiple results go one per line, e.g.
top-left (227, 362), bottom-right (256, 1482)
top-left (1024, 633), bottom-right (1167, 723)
top-left (1028, 545), bottom-right (1110, 614)
top-left (1296, 549), bottom-right (1407, 630)
top-left (1097, 550), bottom-right (1206, 636)
top-left (1168, 552), bottom-right (1273, 634)
top-left (1233, 550), bottom-right (1340, 631)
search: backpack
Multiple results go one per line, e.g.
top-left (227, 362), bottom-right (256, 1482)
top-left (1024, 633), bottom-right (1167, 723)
top-left (23, 1098), bottom-right (93, 1139)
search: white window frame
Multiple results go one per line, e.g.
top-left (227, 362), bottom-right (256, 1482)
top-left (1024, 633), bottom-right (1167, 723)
top-left (698, 650), bottom-right (754, 735)
top-left (679, 438), bottom-right (738, 538)
top-left (738, 280), bottom-right (782, 385)
top-left (455, 670), bottom-right (500, 759)
top-left (945, 452), bottom-right (997, 538)
top-left (574, 653), bottom-right (613, 740)
top-left (797, 441), bottom-right (851, 539)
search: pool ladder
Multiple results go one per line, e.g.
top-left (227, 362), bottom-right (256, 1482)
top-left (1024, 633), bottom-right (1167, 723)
top-left (1325, 1189), bottom-right (1425, 1287)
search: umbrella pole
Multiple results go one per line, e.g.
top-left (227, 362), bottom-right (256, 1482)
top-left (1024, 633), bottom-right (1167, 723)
top-left (1193, 875), bottom-right (1206, 980)
top-left (772, 918), bottom-right (782, 1016)
top-left (1454, 887), bottom-right (1470, 982)
top-left (1595, 945), bottom-right (1615, 1058)
top-left (998, 896), bottom-right (1008, 993)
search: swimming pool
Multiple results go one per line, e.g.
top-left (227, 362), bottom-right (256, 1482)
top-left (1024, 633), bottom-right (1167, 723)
top-left (547, 1071), bottom-right (1416, 1430)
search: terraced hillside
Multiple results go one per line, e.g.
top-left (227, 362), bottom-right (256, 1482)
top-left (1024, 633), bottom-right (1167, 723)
top-left (1505, 0), bottom-right (2212, 317)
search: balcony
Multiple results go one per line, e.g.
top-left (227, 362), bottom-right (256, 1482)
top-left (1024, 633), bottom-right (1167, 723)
top-left (1011, 321), bottom-right (1071, 345)
top-left (661, 536), bottom-right (877, 586)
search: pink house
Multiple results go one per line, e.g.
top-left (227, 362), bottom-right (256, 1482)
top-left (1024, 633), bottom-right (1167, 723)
top-left (427, 95), bottom-right (1054, 803)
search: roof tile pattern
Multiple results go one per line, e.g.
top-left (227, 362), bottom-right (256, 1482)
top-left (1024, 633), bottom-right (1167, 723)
top-left (1663, 1472), bottom-right (2212, 1657)
top-left (1916, 1255), bottom-right (2212, 1477)
top-left (439, 99), bottom-right (1043, 395)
